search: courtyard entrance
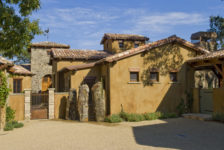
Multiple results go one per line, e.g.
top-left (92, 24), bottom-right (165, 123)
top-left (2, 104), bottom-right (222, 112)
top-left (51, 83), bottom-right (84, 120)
top-left (31, 93), bottom-right (49, 119)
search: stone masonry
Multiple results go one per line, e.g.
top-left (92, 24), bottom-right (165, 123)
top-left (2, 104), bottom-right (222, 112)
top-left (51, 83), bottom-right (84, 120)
top-left (92, 82), bottom-right (106, 122)
top-left (48, 88), bottom-right (55, 119)
top-left (77, 84), bottom-right (89, 122)
top-left (24, 89), bottom-right (31, 120)
top-left (31, 48), bottom-right (52, 93)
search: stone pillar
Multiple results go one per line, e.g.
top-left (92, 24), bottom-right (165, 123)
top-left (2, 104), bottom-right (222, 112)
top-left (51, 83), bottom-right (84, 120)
top-left (24, 89), bottom-right (31, 120)
top-left (66, 89), bottom-right (76, 120)
top-left (48, 88), bottom-right (55, 119)
top-left (92, 82), bottom-right (106, 122)
top-left (77, 84), bottom-right (89, 122)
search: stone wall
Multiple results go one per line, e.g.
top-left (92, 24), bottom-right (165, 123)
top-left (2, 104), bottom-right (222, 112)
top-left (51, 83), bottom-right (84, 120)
top-left (31, 48), bottom-right (52, 93)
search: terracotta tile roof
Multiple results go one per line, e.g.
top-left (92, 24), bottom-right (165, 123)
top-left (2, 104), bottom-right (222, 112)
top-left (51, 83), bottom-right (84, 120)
top-left (100, 33), bottom-right (149, 44)
top-left (187, 49), bottom-right (224, 63)
top-left (9, 65), bottom-right (34, 75)
top-left (97, 35), bottom-right (210, 63)
top-left (60, 62), bottom-right (96, 72)
top-left (31, 41), bottom-right (70, 48)
top-left (51, 49), bottom-right (111, 60)
top-left (0, 56), bottom-right (13, 65)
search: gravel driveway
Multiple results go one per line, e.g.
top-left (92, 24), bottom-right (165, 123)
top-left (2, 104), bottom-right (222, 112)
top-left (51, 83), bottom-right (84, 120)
top-left (0, 118), bottom-right (223, 150)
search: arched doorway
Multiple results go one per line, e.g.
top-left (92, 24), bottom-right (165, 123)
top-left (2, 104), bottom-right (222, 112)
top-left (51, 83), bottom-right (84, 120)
top-left (42, 75), bottom-right (52, 92)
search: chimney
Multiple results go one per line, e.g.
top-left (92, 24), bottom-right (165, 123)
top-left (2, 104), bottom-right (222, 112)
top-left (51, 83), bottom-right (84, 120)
top-left (191, 31), bottom-right (217, 51)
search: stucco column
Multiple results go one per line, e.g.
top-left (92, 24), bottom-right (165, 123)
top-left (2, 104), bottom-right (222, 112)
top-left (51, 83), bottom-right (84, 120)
top-left (48, 88), bottom-right (55, 119)
top-left (24, 89), bottom-right (31, 120)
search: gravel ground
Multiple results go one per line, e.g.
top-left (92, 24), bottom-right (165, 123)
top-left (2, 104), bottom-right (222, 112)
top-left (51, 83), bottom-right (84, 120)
top-left (0, 118), bottom-right (223, 150)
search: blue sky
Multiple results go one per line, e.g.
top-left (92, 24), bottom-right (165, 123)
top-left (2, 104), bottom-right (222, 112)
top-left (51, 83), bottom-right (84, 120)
top-left (32, 0), bottom-right (224, 50)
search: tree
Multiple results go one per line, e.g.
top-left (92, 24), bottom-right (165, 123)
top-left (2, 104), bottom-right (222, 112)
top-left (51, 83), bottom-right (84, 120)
top-left (0, 0), bottom-right (42, 60)
top-left (209, 16), bottom-right (224, 49)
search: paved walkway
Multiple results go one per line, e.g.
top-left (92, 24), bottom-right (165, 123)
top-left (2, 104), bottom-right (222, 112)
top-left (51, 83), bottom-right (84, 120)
top-left (0, 118), bottom-right (223, 150)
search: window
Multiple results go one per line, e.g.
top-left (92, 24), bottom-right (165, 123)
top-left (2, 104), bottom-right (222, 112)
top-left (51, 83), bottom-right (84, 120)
top-left (134, 43), bottom-right (139, 48)
top-left (13, 79), bottom-right (22, 93)
top-left (130, 72), bottom-right (139, 82)
top-left (149, 72), bottom-right (159, 82)
top-left (119, 41), bottom-right (124, 49)
top-left (170, 72), bottom-right (177, 82)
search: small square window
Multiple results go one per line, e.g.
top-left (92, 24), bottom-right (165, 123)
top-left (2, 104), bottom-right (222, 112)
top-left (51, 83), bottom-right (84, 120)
top-left (170, 72), bottom-right (177, 82)
top-left (13, 79), bottom-right (22, 93)
top-left (130, 72), bottom-right (139, 82)
top-left (119, 41), bottom-right (124, 49)
top-left (150, 72), bottom-right (159, 82)
top-left (134, 43), bottom-right (139, 48)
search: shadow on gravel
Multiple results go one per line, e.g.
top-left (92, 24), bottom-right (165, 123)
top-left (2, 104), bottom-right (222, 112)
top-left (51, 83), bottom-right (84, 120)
top-left (132, 118), bottom-right (224, 150)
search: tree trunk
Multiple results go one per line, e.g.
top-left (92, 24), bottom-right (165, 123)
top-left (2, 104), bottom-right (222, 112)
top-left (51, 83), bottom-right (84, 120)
top-left (0, 105), bottom-right (6, 130)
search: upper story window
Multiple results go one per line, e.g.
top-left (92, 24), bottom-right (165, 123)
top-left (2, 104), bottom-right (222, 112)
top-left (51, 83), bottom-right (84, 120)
top-left (169, 72), bottom-right (178, 82)
top-left (130, 72), bottom-right (139, 82)
top-left (149, 72), bottom-right (159, 82)
top-left (134, 43), bottom-right (139, 48)
top-left (13, 79), bottom-right (22, 93)
top-left (119, 41), bottom-right (124, 49)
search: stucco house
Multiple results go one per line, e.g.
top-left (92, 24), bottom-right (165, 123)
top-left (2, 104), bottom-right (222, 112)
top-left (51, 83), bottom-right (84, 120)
top-left (0, 56), bottom-right (33, 120)
top-left (2, 32), bottom-right (224, 122)
top-left (51, 34), bottom-right (210, 116)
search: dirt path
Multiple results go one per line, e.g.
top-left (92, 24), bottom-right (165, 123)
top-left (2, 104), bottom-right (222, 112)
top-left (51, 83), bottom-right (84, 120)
top-left (0, 118), bottom-right (223, 150)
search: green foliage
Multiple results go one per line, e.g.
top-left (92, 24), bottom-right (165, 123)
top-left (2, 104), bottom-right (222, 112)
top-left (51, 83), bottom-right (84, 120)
top-left (104, 114), bottom-right (123, 123)
top-left (176, 98), bottom-right (186, 116)
top-left (209, 16), bottom-right (224, 49)
top-left (212, 113), bottom-right (224, 122)
top-left (13, 121), bottom-right (24, 128)
top-left (0, 0), bottom-right (42, 60)
top-left (4, 121), bottom-right (14, 131)
top-left (0, 71), bottom-right (10, 107)
top-left (6, 106), bottom-right (15, 122)
top-left (120, 112), bottom-right (145, 122)
top-left (159, 112), bottom-right (178, 119)
top-left (143, 112), bottom-right (161, 120)
top-left (3, 120), bottom-right (24, 131)
top-left (105, 111), bottom-right (178, 123)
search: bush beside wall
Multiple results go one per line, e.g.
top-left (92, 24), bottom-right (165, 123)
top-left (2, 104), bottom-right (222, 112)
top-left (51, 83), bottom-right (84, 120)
top-left (105, 111), bottom-right (178, 123)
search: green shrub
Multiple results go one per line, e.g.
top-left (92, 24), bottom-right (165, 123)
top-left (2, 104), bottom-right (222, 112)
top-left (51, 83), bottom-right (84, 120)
top-left (4, 122), bottom-right (14, 131)
top-left (105, 114), bottom-right (123, 123)
top-left (159, 112), bottom-right (178, 119)
top-left (3, 120), bottom-right (24, 131)
top-left (120, 112), bottom-right (145, 122)
top-left (212, 113), bottom-right (224, 122)
top-left (13, 122), bottom-right (24, 128)
top-left (144, 112), bottom-right (162, 120)
top-left (6, 106), bottom-right (15, 122)
top-left (176, 98), bottom-right (186, 116)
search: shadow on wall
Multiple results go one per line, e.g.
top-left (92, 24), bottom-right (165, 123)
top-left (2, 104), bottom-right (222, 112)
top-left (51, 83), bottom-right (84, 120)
top-left (141, 43), bottom-right (184, 86)
top-left (139, 44), bottom-right (194, 113)
top-left (132, 118), bottom-right (224, 150)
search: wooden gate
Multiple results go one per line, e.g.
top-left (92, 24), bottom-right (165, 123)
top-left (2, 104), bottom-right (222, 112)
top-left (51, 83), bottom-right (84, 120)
top-left (31, 93), bottom-right (49, 119)
top-left (200, 89), bottom-right (213, 113)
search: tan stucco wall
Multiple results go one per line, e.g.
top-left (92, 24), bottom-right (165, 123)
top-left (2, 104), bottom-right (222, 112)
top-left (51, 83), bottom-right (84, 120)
top-left (213, 88), bottom-right (224, 113)
top-left (104, 39), bottom-right (145, 53)
top-left (8, 94), bottom-right (25, 121)
top-left (70, 66), bottom-right (100, 91)
top-left (8, 75), bottom-right (32, 93)
top-left (108, 43), bottom-right (196, 114)
top-left (192, 88), bottom-right (200, 113)
top-left (53, 60), bottom-right (94, 91)
top-left (54, 92), bottom-right (69, 119)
